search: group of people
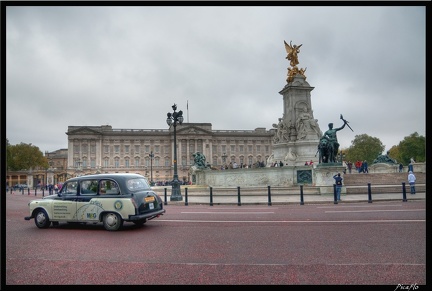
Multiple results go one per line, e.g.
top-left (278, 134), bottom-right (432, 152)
top-left (271, 161), bottom-right (285, 167)
top-left (353, 160), bottom-right (368, 173)
top-left (341, 160), bottom-right (369, 174)
top-left (220, 161), bottom-right (266, 170)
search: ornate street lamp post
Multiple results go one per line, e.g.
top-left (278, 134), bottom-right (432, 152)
top-left (149, 151), bottom-right (154, 186)
top-left (166, 104), bottom-right (184, 201)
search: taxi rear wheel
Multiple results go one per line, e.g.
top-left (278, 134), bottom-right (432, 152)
top-left (103, 212), bottom-right (123, 231)
top-left (34, 209), bottom-right (51, 229)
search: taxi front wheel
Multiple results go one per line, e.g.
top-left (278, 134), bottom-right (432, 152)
top-left (103, 212), bottom-right (123, 231)
top-left (34, 209), bottom-right (51, 229)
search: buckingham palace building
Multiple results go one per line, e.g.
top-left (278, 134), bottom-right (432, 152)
top-left (66, 123), bottom-right (275, 183)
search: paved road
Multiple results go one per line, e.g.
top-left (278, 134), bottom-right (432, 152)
top-left (4, 192), bottom-right (426, 285)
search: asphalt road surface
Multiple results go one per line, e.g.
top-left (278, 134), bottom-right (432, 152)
top-left (4, 193), bottom-right (426, 286)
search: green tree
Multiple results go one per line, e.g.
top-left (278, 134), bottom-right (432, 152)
top-left (388, 145), bottom-right (401, 164)
top-left (6, 142), bottom-right (48, 171)
top-left (344, 134), bottom-right (384, 164)
top-left (397, 132), bottom-right (426, 164)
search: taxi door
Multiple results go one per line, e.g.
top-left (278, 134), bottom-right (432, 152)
top-left (52, 181), bottom-right (78, 221)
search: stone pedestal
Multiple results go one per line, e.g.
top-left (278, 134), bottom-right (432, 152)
top-left (270, 74), bottom-right (322, 166)
top-left (369, 163), bottom-right (398, 173)
top-left (314, 164), bottom-right (346, 194)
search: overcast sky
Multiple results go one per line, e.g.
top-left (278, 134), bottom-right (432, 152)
top-left (5, 5), bottom-right (426, 155)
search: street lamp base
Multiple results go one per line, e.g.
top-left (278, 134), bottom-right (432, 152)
top-left (170, 184), bottom-right (183, 201)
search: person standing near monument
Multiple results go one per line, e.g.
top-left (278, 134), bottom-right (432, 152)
top-left (333, 173), bottom-right (343, 201)
top-left (346, 161), bottom-right (353, 174)
top-left (407, 171), bottom-right (416, 194)
top-left (362, 160), bottom-right (369, 173)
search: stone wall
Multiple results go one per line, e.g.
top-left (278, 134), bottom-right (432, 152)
top-left (193, 163), bottom-right (426, 195)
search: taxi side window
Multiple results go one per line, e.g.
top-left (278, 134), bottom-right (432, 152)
top-left (62, 181), bottom-right (78, 195)
top-left (80, 180), bottom-right (98, 195)
top-left (99, 179), bottom-right (120, 195)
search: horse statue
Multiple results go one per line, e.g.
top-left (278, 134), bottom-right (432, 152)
top-left (317, 136), bottom-right (336, 164)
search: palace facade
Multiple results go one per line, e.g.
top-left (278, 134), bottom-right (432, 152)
top-left (6, 123), bottom-right (275, 188)
top-left (66, 123), bottom-right (274, 184)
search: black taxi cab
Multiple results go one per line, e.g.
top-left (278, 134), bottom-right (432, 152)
top-left (25, 173), bottom-right (165, 231)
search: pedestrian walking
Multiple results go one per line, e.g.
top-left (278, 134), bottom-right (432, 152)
top-left (408, 171), bottom-right (416, 194)
top-left (333, 172), bottom-right (343, 201)
top-left (346, 161), bottom-right (353, 174)
top-left (408, 163), bottom-right (414, 172)
top-left (399, 163), bottom-right (403, 173)
top-left (363, 160), bottom-right (368, 173)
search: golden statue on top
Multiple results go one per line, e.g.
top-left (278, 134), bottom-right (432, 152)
top-left (284, 40), bottom-right (302, 67)
top-left (284, 40), bottom-right (307, 83)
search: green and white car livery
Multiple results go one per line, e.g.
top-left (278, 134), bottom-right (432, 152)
top-left (25, 173), bottom-right (165, 231)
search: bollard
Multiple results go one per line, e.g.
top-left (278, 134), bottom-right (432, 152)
top-left (237, 186), bottom-right (241, 206)
top-left (333, 184), bottom-right (338, 204)
top-left (209, 187), bottom-right (213, 206)
top-left (164, 188), bottom-right (167, 205)
top-left (300, 185), bottom-right (304, 205)
top-left (367, 183), bottom-right (372, 203)
top-left (185, 188), bottom-right (188, 206)
top-left (402, 182), bottom-right (407, 202)
top-left (267, 186), bottom-right (272, 206)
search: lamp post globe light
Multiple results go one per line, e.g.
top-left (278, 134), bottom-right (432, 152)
top-left (166, 103), bottom-right (184, 201)
top-left (149, 151), bottom-right (154, 186)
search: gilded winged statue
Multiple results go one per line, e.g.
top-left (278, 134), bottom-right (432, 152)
top-left (284, 40), bottom-right (302, 67)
